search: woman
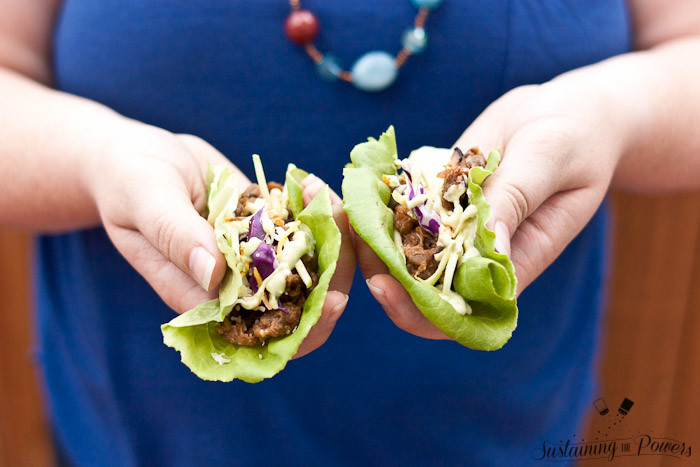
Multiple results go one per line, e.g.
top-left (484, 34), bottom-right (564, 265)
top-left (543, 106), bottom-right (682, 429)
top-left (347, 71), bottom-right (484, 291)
top-left (1, 0), bottom-right (699, 465)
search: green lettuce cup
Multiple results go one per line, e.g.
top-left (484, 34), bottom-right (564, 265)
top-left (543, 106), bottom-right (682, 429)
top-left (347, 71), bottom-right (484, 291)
top-left (161, 160), bottom-right (340, 382)
top-left (342, 126), bottom-right (517, 350)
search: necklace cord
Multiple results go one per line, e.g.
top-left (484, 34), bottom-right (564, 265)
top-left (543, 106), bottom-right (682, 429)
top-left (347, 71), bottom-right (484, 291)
top-left (284, 0), bottom-right (443, 91)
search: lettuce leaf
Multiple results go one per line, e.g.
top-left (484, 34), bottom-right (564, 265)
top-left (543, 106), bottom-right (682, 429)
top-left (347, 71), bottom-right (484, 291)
top-left (162, 164), bottom-right (340, 382)
top-left (285, 164), bottom-right (309, 218)
top-left (342, 127), bottom-right (517, 350)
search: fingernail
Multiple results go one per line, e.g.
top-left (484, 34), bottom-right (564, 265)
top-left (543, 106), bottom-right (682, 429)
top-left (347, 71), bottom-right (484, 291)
top-left (308, 179), bottom-right (326, 194)
top-left (189, 246), bottom-right (216, 290)
top-left (366, 278), bottom-right (394, 314)
top-left (366, 277), bottom-right (385, 296)
top-left (301, 175), bottom-right (326, 201)
top-left (301, 173), bottom-right (320, 188)
top-left (494, 221), bottom-right (511, 257)
top-left (332, 203), bottom-right (345, 218)
top-left (331, 294), bottom-right (349, 319)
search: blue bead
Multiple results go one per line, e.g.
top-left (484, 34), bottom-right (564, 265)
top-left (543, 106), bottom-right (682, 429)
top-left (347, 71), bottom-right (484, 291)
top-left (316, 55), bottom-right (341, 81)
top-left (402, 27), bottom-right (427, 54)
top-left (411, 0), bottom-right (443, 9)
top-left (351, 51), bottom-right (398, 92)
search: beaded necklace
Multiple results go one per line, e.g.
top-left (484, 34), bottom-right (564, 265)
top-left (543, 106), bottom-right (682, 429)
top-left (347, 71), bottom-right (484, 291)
top-left (284, 0), bottom-right (443, 92)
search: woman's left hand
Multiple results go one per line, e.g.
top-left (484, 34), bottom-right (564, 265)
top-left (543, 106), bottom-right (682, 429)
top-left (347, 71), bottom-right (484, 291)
top-left (293, 175), bottom-right (356, 357)
top-left (358, 75), bottom-right (626, 339)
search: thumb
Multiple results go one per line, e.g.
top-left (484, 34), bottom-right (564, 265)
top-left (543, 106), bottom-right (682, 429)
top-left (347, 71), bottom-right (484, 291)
top-left (133, 185), bottom-right (227, 291)
top-left (476, 146), bottom-right (565, 257)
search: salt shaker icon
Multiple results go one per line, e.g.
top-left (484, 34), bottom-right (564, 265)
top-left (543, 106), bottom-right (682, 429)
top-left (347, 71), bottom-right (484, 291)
top-left (618, 398), bottom-right (634, 415)
top-left (593, 398), bottom-right (609, 416)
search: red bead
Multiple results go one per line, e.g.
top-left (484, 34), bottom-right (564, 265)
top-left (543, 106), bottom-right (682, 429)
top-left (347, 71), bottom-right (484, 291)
top-left (284, 10), bottom-right (320, 45)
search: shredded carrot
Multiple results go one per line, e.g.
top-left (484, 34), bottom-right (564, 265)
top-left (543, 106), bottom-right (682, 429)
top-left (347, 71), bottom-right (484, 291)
top-left (273, 218), bottom-right (284, 227)
top-left (261, 292), bottom-right (271, 310)
top-left (382, 175), bottom-right (392, 186)
top-left (253, 267), bottom-right (263, 287)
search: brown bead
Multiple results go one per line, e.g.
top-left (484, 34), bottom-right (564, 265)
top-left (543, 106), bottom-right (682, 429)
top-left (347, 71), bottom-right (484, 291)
top-left (284, 10), bottom-right (320, 45)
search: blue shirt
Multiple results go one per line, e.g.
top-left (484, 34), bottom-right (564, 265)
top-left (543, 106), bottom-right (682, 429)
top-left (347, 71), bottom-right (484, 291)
top-left (38, 1), bottom-right (629, 465)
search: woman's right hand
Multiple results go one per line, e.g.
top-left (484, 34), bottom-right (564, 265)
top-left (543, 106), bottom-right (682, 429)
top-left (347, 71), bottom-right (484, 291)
top-left (88, 123), bottom-right (249, 313)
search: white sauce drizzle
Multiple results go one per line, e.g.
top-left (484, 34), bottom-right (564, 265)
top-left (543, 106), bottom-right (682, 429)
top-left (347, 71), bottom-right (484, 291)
top-left (237, 227), bottom-right (315, 311)
top-left (392, 146), bottom-right (483, 315)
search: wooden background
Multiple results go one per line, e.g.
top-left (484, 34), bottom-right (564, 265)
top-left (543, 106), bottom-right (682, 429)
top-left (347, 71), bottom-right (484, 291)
top-left (0, 191), bottom-right (698, 467)
top-left (584, 191), bottom-right (700, 466)
top-left (0, 230), bottom-right (53, 467)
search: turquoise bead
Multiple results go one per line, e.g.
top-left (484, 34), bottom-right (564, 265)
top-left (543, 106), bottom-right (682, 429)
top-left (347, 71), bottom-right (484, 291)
top-left (411, 0), bottom-right (443, 9)
top-left (402, 27), bottom-right (427, 54)
top-left (316, 55), bottom-right (341, 81)
top-left (351, 51), bottom-right (398, 92)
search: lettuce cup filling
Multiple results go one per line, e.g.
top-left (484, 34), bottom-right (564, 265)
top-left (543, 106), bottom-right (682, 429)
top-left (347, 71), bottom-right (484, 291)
top-left (162, 156), bottom-right (340, 382)
top-left (342, 126), bottom-right (518, 350)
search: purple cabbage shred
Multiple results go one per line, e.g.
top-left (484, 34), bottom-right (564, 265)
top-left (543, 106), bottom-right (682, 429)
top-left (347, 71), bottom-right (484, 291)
top-left (248, 274), bottom-right (258, 293)
top-left (406, 182), bottom-right (441, 236)
top-left (247, 208), bottom-right (266, 241)
top-left (251, 241), bottom-right (277, 279)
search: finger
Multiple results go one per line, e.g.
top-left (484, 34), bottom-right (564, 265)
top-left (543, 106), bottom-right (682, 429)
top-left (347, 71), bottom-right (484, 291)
top-left (105, 225), bottom-right (219, 313)
top-left (452, 128), bottom-right (571, 262)
top-left (367, 275), bottom-right (450, 340)
top-left (301, 174), bottom-right (356, 295)
top-left (484, 143), bottom-right (566, 229)
top-left (461, 150), bottom-right (562, 293)
top-left (129, 171), bottom-right (227, 292)
top-left (450, 89), bottom-right (563, 257)
top-left (354, 233), bottom-right (390, 279)
top-left (327, 203), bottom-right (356, 295)
top-left (300, 173), bottom-right (342, 206)
top-left (455, 114), bottom-right (599, 292)
top-left (509, 186), bottom-right (604, 294)
top-left (125, 135), bottom-right (253, 293)
top-left (293, 290), bottom-right (348, 359)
